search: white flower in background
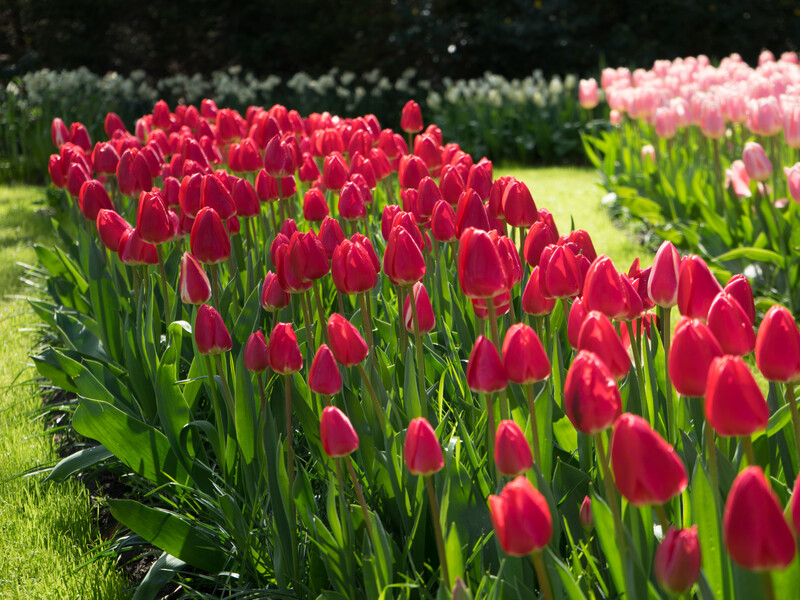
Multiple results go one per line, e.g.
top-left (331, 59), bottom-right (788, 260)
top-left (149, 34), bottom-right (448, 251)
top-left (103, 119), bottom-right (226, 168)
top-left (565, 74), bottom-right (577, 90)
top-left (549, 76), bottom-right (563, 95)
top-left (340, 71), bottom-right (356, 86)
top-left (378, 77), bottom-right (392, 91)
top-left (395, 78), bottom-right (409, 93)
top-left (363, 68), bottom-right (380, 84)
top-left (487, 88), bottom-right (502, 108)
top-left (336, 86), bottom-right (350, 99)
top-left (427, 91), bottom-right (442, 111)
top-left (402, 67), bottom-right (417, 80)
top-left (445, 86), bottom-right (460, 104)
top-left (354, 86), bottom-right (365, 103)
top-left (533, 91), bottom-right (546, 108)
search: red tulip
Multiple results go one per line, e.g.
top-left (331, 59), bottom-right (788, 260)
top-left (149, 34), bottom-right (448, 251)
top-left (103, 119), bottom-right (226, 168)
top-left (654, 527), bottom-right (701, 595)
top-left (288, 231), bottom-right (329, 282)
top-left (303, 187), bottom-right (329, 222)
top-left (610, 413), bottom-right (688, 506)
top-left (260, 271), bottom-right (290, 312)
top-left (180, 172), bottom-right (204, 217)
top-left (494, 420), bottom-right (533, 476)
top-left (723, 466), bottom-right (796, 571)
top-left (400, 100), bottom-right (423, 134)
top-left (195, 304), bottom-right (232, 355)
top-left (275, 244), bottom-right (311, 294)
top-left (707, 292), bottom-right (755, 356)
top-left (567, 230), bottom-right (597, 263)
top-left (454, 188), bottom-right (490, 236)
top-left (564, 350), bottom-right (622, 434)
top-left (431, 200), bottom-right (457, 243)
top-left (404, 282), bottom-right (435, 333)
top-left (309, 344), bottom-right (343, 396)
top-left (458, 227), bottom-right (507, 299)
top-left (323, 152), bottom-right (349, 193)
top-left (104, 112), bottom-right (127, 137)
top-left (705, 355), bottom-right (769, 436)
top-left (439, 164), bottom-right (465, 205)
top-left (190, 207), bottom-right (230, 264)
top-left (92, 142), bottom-right (120, 175)
top-left (96, 209), bottom-right (133, 252)
top-left (577, 311), bottom-right (630, 380)
top-left (318, 216), bottom-right (345, 259)
top-left (67, 161), bottom-right (91, 197)
top-left (466, 335), bottom-right (507, 394)
top-left (522, 267), bottom-right (556, 316)
top-left (268, 323), bottom-right (303, 375)
top-left (381, 205), bottom-right (403, 240)
top-left (566, 296), bottom-right (588, 349)
top-left (331, 238), bottom-right (378, 295)
top-left (137, 190), bottom-right (173, 244)
top-left (48, 154), bottom-right (66, 188)
top-left (539, 244), bottom-right (582, 299)
top-left (583, 255), bottom-right (626, 319)
top-left (69, 121), bottom-right (92, 152)
top-left (179, 252), bottom-right (211, 305)
top-left (78, 180), bottom-right (114, 221)
top-left (384, 227), bottom-right (426, 285)
top-left (244, 331), bottom-right (270, 373)
top-left (489, 476), bottom-right (552, 556)
top-left (724, 275), bottom-right (756, 325)
top-left (320, 406), bottom-right (359, 458)
top-left (398, 154), bottom-right (429, 190)
top-left (404, 417), bottom-right (444, 475)
top-left (232, 178), bottom-right (260, 218)
top-left (579, 496), bottom-right (593, 531)
top-left (523, 220), bottom-right (558, 267)
top-left (678, 255), bottom-right (723, 320)
top-left (118, 228), bottom-right (158, 265)
top-left (668, 317), bottom-right (724, 397)
top-left (648, 240), bottom-right (680, 308)
top-left (755, 305), bottom-right (800, 382)
top-left (327, 314), bottom-right (369, 367)
top-left (51, 117), bottom-right (69, 148)
top-left (466, 161), bottom-right (492, 201)
top-left (502, 323), bottom-right (550, 384)
top-left (502, 178), bottom-right (537, 227)
top-left (202, 174), bottom-right (236, 220)
top-left (790, 479), bottom-right (800, 537)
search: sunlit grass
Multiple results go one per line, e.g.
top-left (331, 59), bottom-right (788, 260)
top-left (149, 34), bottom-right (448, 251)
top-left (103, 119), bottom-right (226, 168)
top-left (0, 185), bottom-right (129, 600)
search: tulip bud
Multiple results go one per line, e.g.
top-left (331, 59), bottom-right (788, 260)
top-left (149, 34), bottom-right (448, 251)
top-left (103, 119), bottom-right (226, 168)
top-left (190, 207), bottom-right (231, 264)
top-left (288, 231), bottom-right (329, 282)
top-left (755, 305), bottom-right (800, 382)
top-left (668, 317), bottom-right (724, 397)
top-left (398, 154), bottom-right (429, 190)
top-left (384, 227), bottom-right (426, 285)
top-left (583, 255), bottom-right (626, 319)
top-left (648, 241), bottom-right (680, 307)
top-left (431, 200), bottom-right (457, 243)
top-left (179, 252), bottom-right (211, 305)
top-left (501, 323), bottom-right (550, 384)
top-left (320, 406), bottom-right (359, 458)
top-left (118, 228), bottom-right (158, 265)
top-left (244, 331), bottom-right (270, 373)
top-left (577, 311), bottom-right (630, 380)
top-left (323, 152), bottom-right (349, 192)
top-left (78, 180), bottom-right (114, 221)
top-left (723, 466), bottom-right (796, 571)
top-left (260, 271), bottom-right (289, 312)
top-left (137, 190), bottom-right (173, 244)
top-left (494, 420), bottom-right (533, 476)
top-left (331, 238), bottom-right (378, 295)
top-left (67, 161), bottom-right (91, 198)
top-left (705, 355), bottom-right (769, 436)
top-left (678, 255), bottom-right (722, 320)
top-left (566, 296), bottom-right (588, 349)
top-left (303, 187), bottom-right (329, 222)
top-left (742, 142), bottom-right (772, 182)
top-left (309, 344), bottom-right (342, 396)
top-left (564, 350), bottom-right (622, 434)
top-left (579, 79), bottom-right (599, 110)
top-left (440, 164), bottom-right (465, 205)
top-left (539, 244), bottom-right (582, 299)
top-left (501, 178), bottom-right (538, 228)
top-left (722, 276), bottom-right (754, 324)
top-left (579, 496), bottom-right (593, 531)
top-left (524, 220), bottom-right (557, 267)
top-left (706, 292), bottom-right (755, 356)
top-left (458, 227), bottom-right (507, 299)
top-left (654, 527), bottom-right (701, 595)
top-left (489, 476), bottom-right (552, 556)
top-left (400, 100), bottom-right (423, 134)
top-left (522, 267), bottom-right (556, 316)
top-left (466, 335), bottom-right (508, 394)
top-left (51, 118), bottom-right (70, 148)
top-left (96, 209), bottom-right (133, 252)
top-left (466, 161), bottom-right (492, 201)
top-left (268, 323), bottom-right (303, 375)
top-left (404, 417), bottom-right (444, 475)
top-left (327, 314), bottom-right (369, 367)
top-left (455, 188), bottom-right (490, 236)
top-left (610, 413), bottom-right (688, 506)
top-left (404, 282), bottom-right (435, 334)
top-left (202, 174), bottom-right (236, 220)
top-left (195, 304), bottom-right (232, 355)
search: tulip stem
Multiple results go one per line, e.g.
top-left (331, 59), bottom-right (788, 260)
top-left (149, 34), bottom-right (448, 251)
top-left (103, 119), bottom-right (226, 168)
top-left (301, 290), bottom-right (316, 356)
top-left (743, 436), bottom-right (757, 466)
top-left (485, 392), bottom-right (497, 476)
top-left (155, 245), bottom-right (172, 326)
top-left (398, 287), bottom-right (408, 357)
top-left (356, 363), bottom-right (386, 432)
top-left (210, 263), bottom-right (221, 309)
top-left (627, 320), bottom-right (650, 424)
top-left (526, 383), bottom-right (542, 467)
top-left (213, 354), bottom-right (236, 417)
top-left (762, 571), bottom-right (776, 600)
top-left (407, 285), bottom-right (428, 419)
top-left (712, 139), bottom-right (724, 217)
top-left (654, 504), bottom-right (670, 532)
top-left (531, 551), bottom-right (554, 600)
top-left (705, 422), bottom-right (719, 495)
top-left (257, 372), bottom-right (267, 429)
top-left (425, 475), bottom-right (451, 591)
top-left (284, 374), bottom-right (298, 569)
top-left (204, 354), bottom-right (228, 474)
top-left (312, 280), bottom-right (330, 345)
top-left (785, 384), bottom-right (800, 461)
top-left (346, 457), bottom-right (378, 554)
top-left (661, 306), bottom-right (675, 446)
top-left (594, 432), bottom-right (629, 591)
top-left (487, 296), bottom-right (510, 420)
top-left (358, 292), bottom-right (375, 364)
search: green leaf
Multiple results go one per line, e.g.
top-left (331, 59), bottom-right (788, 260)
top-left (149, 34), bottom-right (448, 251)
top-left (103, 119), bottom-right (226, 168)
top-left (752, 404), bottom-right (791, 441)
top-left (553, 416), bottom-right (578, 455)
top-left (445, 523), bottom-right (464, 589)
top-left (45, 445), bottom-right (113, 483)
top-left (233, 284), bottom-right (261, 344)
top-left (691, 462), bottom-right (729, 600)
top-left (73, 398), bottom-right (187, 485)
top-left (132, 553), bottom-right (185, 600)
top-left (109, 499), bottom-right (227, 573)
top-left (550, 547), bottom-right (587, 600)
top-left (715, 247), bottom-right (785, 268)
top-left (591, 493), bottom-right (624, 595)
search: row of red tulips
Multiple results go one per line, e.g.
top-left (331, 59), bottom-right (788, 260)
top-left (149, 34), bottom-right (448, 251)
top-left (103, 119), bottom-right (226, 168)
top-left (34, 93), bottom-right (800, 599)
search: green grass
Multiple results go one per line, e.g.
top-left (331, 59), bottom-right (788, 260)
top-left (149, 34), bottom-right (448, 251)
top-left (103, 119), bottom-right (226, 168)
top-left (500, 166), bottom-right (649, 269)
top-left (0, 186), bottom-right (129, 600)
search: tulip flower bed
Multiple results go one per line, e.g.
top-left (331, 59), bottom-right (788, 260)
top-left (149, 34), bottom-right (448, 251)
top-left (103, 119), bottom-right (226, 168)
top-left (582, 50), bottom-right (800, 316)
top-left (35, 95), bottom-right (800, 600)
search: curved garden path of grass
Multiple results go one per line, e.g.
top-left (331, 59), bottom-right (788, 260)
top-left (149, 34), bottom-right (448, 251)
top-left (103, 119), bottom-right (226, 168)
top-left (0, 167), bottom-right (646, 598)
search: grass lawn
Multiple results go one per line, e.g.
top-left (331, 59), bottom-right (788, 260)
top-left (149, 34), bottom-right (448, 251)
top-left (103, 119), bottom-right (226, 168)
top-left (0, 186), bottom-right (129, 599)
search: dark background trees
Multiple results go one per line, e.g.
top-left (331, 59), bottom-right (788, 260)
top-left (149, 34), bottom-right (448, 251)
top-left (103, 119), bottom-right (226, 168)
top-left (2, 0), bottom-right (799, 81)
